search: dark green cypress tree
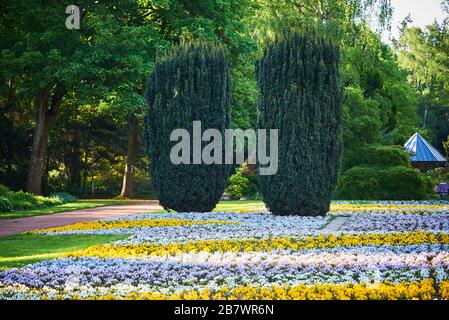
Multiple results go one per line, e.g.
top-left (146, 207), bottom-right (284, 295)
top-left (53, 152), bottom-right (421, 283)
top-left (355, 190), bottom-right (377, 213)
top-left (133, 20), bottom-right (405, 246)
top-left (144, 42), bottom-right (232, 212)
top-left (256, 32), bottom-right (343, 216)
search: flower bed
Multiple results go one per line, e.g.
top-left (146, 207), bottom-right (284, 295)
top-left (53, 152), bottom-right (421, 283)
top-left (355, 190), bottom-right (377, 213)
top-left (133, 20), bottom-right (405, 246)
top-left (1, 201), bottom-right (449, 300)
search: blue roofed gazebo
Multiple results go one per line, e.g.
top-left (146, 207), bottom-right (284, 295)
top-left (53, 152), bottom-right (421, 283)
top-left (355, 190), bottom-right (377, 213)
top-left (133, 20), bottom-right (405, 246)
top-left (404, 133), bottom-right (447, 170)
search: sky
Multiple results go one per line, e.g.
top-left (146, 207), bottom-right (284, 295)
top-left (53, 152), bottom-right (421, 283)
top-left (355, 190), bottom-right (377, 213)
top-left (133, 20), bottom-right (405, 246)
top-left (382, 0), bottom-right (447, 42)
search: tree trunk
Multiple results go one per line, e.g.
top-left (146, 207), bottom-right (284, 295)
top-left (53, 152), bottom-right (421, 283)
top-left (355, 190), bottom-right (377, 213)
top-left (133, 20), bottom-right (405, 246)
top-left (82, 146), bottom-right (89, 191)
top-left (26, 85), bottom-right (64, 195)
top-left (42, 151), bottom-right (51, 194)
top-left (119, 114), bottom-right (140, 198)
top-left (68, 128), bottom-right (82, 190)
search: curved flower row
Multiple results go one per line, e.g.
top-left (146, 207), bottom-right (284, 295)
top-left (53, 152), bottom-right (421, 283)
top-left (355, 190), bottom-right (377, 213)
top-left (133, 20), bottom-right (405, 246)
top-left (2, 280), bottom-right (443, 300)
top-left (35, 213), bottom-right (330, 238)
top-left (236, 202), bottom-right (449, 214)
top-left (35, 209), bottom-right (449, 239)
top-left (69, 232), bottom-right (449, 259)
top-left (1, 255), bottom-right (446, 300)
top-left (339, 213), bottom-right (449, 233)
top-left (330, 203), bottom-right (449, 214)
top-left (136, 247), bottom-right (449, 269)
top-left (122, 280), bottom-right (442, 300)
top-left (32, 218), bottom-right (238, 233)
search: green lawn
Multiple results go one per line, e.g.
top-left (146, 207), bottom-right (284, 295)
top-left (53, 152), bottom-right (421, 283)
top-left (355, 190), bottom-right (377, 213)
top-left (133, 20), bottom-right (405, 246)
top-left (214, 200), bottom-right (265, 212)
top-left (153, 200), bottom-right (266, 213)
top-left (0, 234), bottom-right (128, 270)
top-left (0, 201), bottom-right (127, 220)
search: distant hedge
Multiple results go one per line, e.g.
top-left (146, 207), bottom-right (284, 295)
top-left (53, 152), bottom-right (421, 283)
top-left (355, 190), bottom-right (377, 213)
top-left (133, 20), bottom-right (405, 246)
top-left (342, 144), bottom-right (410, 171)
top-left (335, 166), bottom-right (434, 200)
top-left (335, 141), bottom-right (435, 200)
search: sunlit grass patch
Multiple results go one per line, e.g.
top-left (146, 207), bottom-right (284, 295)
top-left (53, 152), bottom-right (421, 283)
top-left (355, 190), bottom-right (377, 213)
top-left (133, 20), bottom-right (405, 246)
top-left (0, 234), bottom-right (127, 269)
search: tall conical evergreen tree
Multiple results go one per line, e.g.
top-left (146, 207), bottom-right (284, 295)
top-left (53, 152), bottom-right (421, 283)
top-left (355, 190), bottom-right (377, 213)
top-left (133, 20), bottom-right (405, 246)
top-left (144, 42), bottom-right (232, 212)
top-left (256, 32), bottom-right (343, 216)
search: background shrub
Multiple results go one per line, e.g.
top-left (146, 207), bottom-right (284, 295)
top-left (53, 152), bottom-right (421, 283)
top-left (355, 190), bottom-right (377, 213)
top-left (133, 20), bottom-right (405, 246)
top-left (225, 165), bottom-right (260, 200)
top-left (0, 196), bottom-right (13, 213)
top-left (342, 144), bottom-right (410, 171)
top-left (336, 143), bottom-right (434, 200)
top-left (35, 195), bottom-right (62, 207)
top-left (244, 172), bottom-right (260, 199)
top-left (7, 191), bottom-right (40, 210)
top-left (0, 184), bottom-right (10, 197)
top-left (49, 192), bottom-right (78, 204)
top-left (226, 172), bottom-right (250, 200)
top-left (335, 166), bottom-right (434, 200)
top-left (4, 190), bottom-right (64, 211)
top-left (145, 42), bottom-right (233, 212)
top-left (257, 32), bottom-right (342, 216)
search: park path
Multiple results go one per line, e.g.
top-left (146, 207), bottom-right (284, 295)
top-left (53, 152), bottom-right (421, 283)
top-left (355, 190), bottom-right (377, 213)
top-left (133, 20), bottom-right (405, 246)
top-left (0, 201), bottom-right (163, 237)
top-left (322, 216), bottom-right (349, 232)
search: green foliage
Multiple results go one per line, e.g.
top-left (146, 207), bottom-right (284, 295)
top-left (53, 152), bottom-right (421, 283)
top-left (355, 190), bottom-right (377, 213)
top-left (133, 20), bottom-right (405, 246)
top-left (4, 191), bottom-right (62, 211)
top-left (443, 136), bottom-right (449, 158)
top-left (145, 42), bottom-right (232, 212)
top-left (423, 167), bottom-right (449, 187)
top-left (0, 1), bottom-right (441, 202)
top-left (0, 184), bottom-right (10, 197)
top-left (34, 196), bottom-right (62, 207)
top-left (341, 28), bottom-right (419, 145)
top-left (0, 0), bottom-right (258, 195)
top-left (149, 0), bottom-right (259, 129)
top-left (245, 172), bottom-right (261, 199)
top-left (49, 192), bottom-right (78, 204)
top-left (335, 166), bottom-right (434, 200)
top-left (397, 21), bottom-right (449, 153)
top-left (0, 197), bottom-right (13, 213)
top-left (251, 0), bottom-right (392, 45)
top-left (226, 173), bottom-right (250, 200)
top-left (342, 87), bottom-right (381, 150)
top-left (337, 143), bottom-right (433, 200)
top-left (343, 144), bottom-right (411, 172)
top-left (339, 27), bottom-right (420, 180)
top-left (224, 171), bottom-right (249, 201)
top-left (7, 191), bottom-right (41, 210)
top-left (358, 145), bottom-right (411, 167)
top-left (257, 32), bottom-right (343, 216)
top-left (225, 165), bottom-right (260, 200)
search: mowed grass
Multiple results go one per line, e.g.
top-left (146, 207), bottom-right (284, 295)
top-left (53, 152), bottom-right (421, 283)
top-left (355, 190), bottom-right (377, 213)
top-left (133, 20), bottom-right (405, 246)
top-left (0, 201), bottom-right (127, 220)
top-left (151, 200), bottom-right (266, 213)
top-left (214, 200), bottom-right (265, 212)
top-left (0, 234), bottom-right (128, 270)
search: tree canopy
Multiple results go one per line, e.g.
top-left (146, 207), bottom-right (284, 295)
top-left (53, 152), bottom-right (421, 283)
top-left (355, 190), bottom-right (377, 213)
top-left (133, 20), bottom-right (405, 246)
top-left (0, 0), bottom-right (447, 200)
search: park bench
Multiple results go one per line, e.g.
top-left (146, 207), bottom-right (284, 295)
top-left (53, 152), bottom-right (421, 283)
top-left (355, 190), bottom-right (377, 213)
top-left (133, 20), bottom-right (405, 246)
top-left (435, 183), bottom-right (449, 197)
